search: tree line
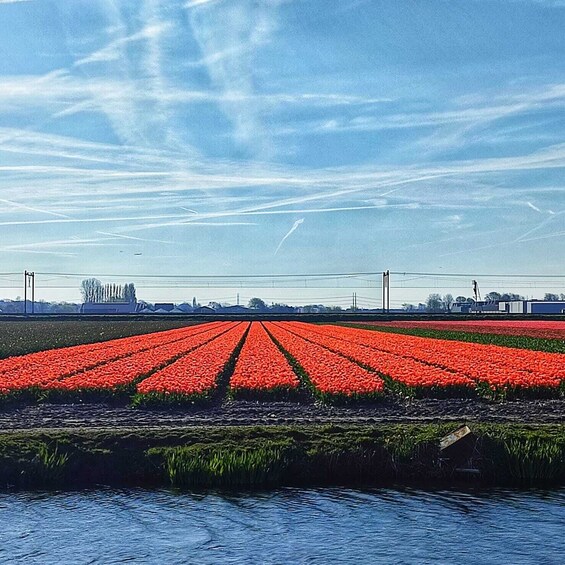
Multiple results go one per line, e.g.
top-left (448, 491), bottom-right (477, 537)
top-left (80, 278), bottom-right (137, 304)
top-left (407, 291), bottom-right (565, 313)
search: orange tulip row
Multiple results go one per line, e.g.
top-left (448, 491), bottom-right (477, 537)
top-left (264, 322), bottom-right (384, 399)
top-left (0, 323), bottom-right (220, 378)
top-left (276, 322), bottom-right (473, 392)
top-left (305, 323), bottom-right (565, 393)
top-left (0, 322), bottom-right (232, 395)
top-left (43, 322), bottom-right (238, 394)
top-left (136, 322), bottom-right (249, 399)
top-left (229, 322), bottom-right (299, 394)
top-left (2, 320), bottom-right (562, 403)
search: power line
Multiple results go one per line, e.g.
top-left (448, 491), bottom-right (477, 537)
top-left (392, 271), bottom-right (565, 279)
top-left (36, 270), bottom-right (383, 279)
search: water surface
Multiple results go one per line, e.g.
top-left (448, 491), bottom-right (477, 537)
top-left (0, 487), bottom-right (563, 564)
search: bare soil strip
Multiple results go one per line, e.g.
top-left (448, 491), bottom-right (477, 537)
top-left (0, 398), bottom-right (563, 431)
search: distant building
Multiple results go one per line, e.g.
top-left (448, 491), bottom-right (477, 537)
top-left (193, 306), bottom-right (215, 314)
top-left (469, 301), bottom-right (501, 314)
top-left (499, 300), bottom-right (565, 314)
top-left (80, 302), bottom-right (140, 314)
top-left (451, 302), bottom-right (473, 314)
top-left (217, 305), bottom-right (249, 314)
top-left (154, 303), bottom-right (175, 312)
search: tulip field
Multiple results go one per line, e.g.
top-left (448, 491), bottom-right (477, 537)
top-left (0, 320), bottom-right (564, 404)
top-left (349, 320), bottom-right (565, 355)
top-left (355, 320), bottom-right (565, 340)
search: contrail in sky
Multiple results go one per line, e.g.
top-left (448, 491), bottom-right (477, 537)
top-left (274, 218), bottom-right (304, 255)
top-left (0, 198), bottom-right (70, 218)
top-left (526, 201), bottom-right (542, 213)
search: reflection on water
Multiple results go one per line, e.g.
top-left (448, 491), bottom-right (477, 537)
top-left (0, 486), bottom-right (563, 564)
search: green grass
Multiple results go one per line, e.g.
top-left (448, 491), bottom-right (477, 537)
top-left (480, 424), bottom-right (565, 482)
top-left (0, 424), bottom-right (563, 489)
top-left (0, 320), bottom-right (198, 359)
top-left (158, 438), bottom-right (295, 487)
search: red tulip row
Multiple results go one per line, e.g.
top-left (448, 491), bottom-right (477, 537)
top-left (44, 322), bottom-right (237, 394)
top-left (264, 322), bottom-right (384, 399)
top-left (136, 322), bottom-right (249, 400)
top-left (0, 322), bottom-right (233, 395)
top-left (229, 323), bottom-right (299, 395)
top-left (0, 321), bottom-right (225, 393)
top-left (307, 323), bottom-right (565, 395)
top-left (0, 323), bottom-right (218, 377)
top-left (2, 319), bottom-right (562, 404)
top-left (355, 320), bottom-right (565, 340)
top-left (275, 322), bottom-right (473, 394)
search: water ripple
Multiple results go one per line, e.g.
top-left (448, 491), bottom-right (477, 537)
top-left (0, 487), bottom-right (563, 564)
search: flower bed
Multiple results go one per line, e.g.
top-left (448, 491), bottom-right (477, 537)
top-left (264, 322), bottom-right (384, 401)
top-left (134, 322), bottom-right (249, 404)
top-left (276, 322), bottom-right (474, 397)
top-left (0, 322), bottom-right (232, 399)
top-left (320, 323), bottom-right (565, 399)
top-left (229, 323), bottom-right (299, 398)
top-left (354, 320), bottom-right (565, 340)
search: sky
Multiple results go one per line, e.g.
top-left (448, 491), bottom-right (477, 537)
top-left (0, 0), bottom-right (564, 307)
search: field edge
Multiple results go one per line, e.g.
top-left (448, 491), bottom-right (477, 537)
top-left (1, 423), bottom-right (563, 489)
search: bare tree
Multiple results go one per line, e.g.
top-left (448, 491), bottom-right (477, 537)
top-left (80, 278), bottom-right (103, 303)
top-left (425, 293), bottom-right (444, 312)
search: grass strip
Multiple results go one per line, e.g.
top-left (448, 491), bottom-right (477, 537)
top-left (0, 423), bottom-right (563, 489)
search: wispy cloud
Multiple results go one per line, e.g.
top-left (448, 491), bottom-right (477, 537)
top-left (526, 201), bottom-right (543, 213)
top-left (1, 0), bottom-right (564, 292)
top-left (95, 231), bottom-right (175, 245)
top-left (58, 0), bottom-right (178, 148)
top-left (273, 83), bottom-right (565, 147)
top-left (438, 227), bottom-right (565, 258)
top-left (274, 218), bottom-right (304, 255)
top-left (0, 199), bottom-right (70, 218)
top-left (185, 0), bottom-right (221, 9)
top-left (73, 19), bottom-right (171, 68)
top-left (0, 249), bottom-right (78, 257)
top-left (1, 139), bottom-right (564, 235)
top-left (187, 0), bottom-right (281, 157)
top-left (513, 211), bottom-right (564, 242)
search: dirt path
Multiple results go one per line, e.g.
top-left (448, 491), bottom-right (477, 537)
top-left (0, 398), bottom-right (563, 430)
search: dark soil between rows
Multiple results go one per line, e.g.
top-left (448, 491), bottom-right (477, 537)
top-left (1, 397), bottom-right (563, 431)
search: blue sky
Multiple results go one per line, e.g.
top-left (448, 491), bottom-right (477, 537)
top-left (0, 0), bottom-right (564, 306)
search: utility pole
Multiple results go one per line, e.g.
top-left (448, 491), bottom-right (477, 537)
top-left (382, 270), bottom-right (390, 313)
top-left (237, 293), bottom-right (240, 306)
top-left (23, 271), bottom-right (35, 315)
top-left (352, 292), bottom-right (357, 311)
top-left (472, 279), bottom-right (481, 314)
top-left (472, 280), bottom-right (481, 302)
